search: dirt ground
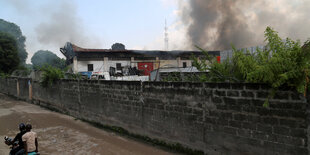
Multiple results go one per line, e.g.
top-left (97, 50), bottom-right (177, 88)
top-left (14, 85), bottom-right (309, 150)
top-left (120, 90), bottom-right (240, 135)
top-left (0, 93), bottom-right (174, 155)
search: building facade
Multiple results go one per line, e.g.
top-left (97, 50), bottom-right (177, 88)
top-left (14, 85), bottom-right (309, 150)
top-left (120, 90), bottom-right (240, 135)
top-left (60, 42), bottom-right (220, 76)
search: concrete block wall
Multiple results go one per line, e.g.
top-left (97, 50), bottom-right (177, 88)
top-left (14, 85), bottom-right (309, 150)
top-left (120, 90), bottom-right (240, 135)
top-left (17, 78), bottom-right (30, 101)
top-left (0, 77), bottom-right (309, 155)
top-left (142, 82), bottom-right (308, 154)
top-left (0, 77), bottom-right (30, 101)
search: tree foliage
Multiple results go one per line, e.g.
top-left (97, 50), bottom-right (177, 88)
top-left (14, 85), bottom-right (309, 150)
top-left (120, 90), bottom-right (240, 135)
top-left (234, 27), bottom-right (310, 94)
top-left (193, 27), bottom-right (310, 106)
top-left (0, 32), bottom-right (20, 74)
top-left (111, 43), bottom-right (125, 50)
top-left (0, 19), bottom-right (27, 64)
top-left (40, 65), bottom-right (64, 88)
top-left (31, 50), bottom-right (66, 69)
top-left (192, 46), bottom-right (243, 82)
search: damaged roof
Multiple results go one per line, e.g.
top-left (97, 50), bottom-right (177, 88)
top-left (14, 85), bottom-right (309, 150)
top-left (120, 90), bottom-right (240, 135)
top-left (60, 42), bottom-right (220, 61)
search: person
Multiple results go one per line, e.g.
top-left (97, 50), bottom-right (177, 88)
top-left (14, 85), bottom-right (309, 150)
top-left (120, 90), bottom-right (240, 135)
top-left (22, 124), bottom-right (38, 155)
top-left (9, 123), bottom-right (26, 155)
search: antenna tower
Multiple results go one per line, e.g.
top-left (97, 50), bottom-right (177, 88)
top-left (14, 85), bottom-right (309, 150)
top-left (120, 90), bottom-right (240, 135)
top-left (164, 19), bottom-right (169, 50)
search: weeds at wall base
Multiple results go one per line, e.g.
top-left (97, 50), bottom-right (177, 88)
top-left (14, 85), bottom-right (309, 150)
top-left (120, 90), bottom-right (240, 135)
top-left (79, 118), bottom-right (204, 155)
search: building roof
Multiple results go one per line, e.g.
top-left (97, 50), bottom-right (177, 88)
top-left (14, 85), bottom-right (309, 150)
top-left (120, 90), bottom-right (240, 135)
top-left (60, 42), bottom-right (220, 61)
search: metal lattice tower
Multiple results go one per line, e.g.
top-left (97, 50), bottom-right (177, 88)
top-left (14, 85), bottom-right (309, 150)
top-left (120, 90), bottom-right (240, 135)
top-left (164, 19), bottom-right (169, 51)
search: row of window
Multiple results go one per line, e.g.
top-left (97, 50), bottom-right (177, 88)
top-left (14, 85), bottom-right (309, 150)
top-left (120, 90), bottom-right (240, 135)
top-left (87, 63), bottom-right (122, 72)
top-left (87, 62), bottom-right (188, 72)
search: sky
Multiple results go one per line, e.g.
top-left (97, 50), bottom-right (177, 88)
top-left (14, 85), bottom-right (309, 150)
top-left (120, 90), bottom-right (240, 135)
top-left (1, 0), bottom-right (310, 64)
top-left (0, 0), bottom-right (180, 63)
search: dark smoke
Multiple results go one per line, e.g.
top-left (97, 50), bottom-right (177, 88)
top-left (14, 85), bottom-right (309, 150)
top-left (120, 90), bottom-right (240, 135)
top-left (182, 0), bottom-right (255, 50)
top-left (181, 0), bottom-right (310, 50)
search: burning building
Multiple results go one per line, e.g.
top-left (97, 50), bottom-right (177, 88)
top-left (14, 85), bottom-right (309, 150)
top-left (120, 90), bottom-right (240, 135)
top-left (60, 42), bottom-right (220, 79)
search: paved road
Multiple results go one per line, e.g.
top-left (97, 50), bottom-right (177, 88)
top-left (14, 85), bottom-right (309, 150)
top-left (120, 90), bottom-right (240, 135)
top-left (0, 93), bottom-right (173, 155)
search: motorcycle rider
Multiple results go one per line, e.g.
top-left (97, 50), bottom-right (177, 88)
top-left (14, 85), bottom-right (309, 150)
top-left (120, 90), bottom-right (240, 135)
top-left (22, 124), bottom-right (38, 155)
top-left (9, 123), bottom-right (27, 155)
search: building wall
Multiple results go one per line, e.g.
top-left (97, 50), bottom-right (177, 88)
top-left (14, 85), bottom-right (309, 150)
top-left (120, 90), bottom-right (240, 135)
top-left (159, 60), bottom-right (179, 68)
top-left (106, 60), bottom-right (131, 73)
top-left (1, 78), bottom-right (309, 155)
top-left (77, 60), bottom-right (105, 72)
top-left (75, 58), bottom-right (193, 73)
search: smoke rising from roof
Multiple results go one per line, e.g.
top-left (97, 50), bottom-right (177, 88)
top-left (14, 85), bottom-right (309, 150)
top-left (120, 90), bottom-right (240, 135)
top-left (35, 2), bottom-right (101, 48)
top-left (180, 0), bottom-right (310, 50)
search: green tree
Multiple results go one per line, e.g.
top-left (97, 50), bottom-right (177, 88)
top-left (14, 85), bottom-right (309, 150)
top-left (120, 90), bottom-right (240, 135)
top-left (0, 19), bottom-right (27, 64)
top-left (31, 50), bottom-right (66, 69)
top-left (234, 27), bottom-right (310, 98)
top-left (0, 32), bottom-right (20, 74)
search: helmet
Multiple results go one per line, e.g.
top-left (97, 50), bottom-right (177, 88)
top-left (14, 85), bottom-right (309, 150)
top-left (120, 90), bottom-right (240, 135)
top-left (19, 123), bottom-right (25, 131)
top-left (26, 124), bottom-right (32, 130)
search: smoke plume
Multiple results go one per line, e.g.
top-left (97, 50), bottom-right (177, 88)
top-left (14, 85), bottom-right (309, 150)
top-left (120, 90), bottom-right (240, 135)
top-left (180, 0), bottom-right (310, 50)
top-left (35, 2), bottom-right (101, 48)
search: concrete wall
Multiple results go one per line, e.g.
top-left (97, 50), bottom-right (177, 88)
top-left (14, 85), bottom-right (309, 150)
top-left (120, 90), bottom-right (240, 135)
top-left (0, 77), bottom-right (309, 155)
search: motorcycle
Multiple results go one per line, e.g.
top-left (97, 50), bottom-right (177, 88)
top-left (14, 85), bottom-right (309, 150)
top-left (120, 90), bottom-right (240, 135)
top-left (4, 136), bottom-right (19, 150)
top-left (4, 136), bottom-right (40, 155)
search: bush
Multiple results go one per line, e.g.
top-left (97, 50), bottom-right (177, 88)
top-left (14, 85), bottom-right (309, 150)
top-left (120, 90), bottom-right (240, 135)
top-left (40, 65), bottom-right (64, 88)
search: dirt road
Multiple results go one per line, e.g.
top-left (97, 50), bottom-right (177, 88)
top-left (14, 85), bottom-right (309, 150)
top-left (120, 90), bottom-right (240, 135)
top-left (0, 93), bottom-right (173, 155)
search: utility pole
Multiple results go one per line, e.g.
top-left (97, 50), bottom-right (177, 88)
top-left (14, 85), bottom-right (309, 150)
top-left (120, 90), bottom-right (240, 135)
top-left (164, 19), bottom-right (169, 51)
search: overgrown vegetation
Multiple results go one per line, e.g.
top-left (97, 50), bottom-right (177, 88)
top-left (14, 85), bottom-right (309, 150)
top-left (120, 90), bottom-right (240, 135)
top-left (40, 65), bottom-right (64, 88)
top-left (39, 65), bottom-right (85, 87)
top-left (192, 45), bottom-right (244, 82)
top-left (64, 72), bottom-right (83, 80)
top-left (162, 72), bottom-right (202, 82)
top-left (193, 27), bottom-right (310, 107)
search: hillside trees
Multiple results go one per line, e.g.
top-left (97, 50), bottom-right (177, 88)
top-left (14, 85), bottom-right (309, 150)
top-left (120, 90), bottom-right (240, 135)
top-left (31, 50), bottom-right (66, 69)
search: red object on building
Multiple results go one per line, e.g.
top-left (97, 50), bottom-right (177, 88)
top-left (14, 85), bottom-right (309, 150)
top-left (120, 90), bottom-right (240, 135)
top-left (138, 62), bottom-right (153, 76)
top-left (216, 56), bottom-right (221, 63)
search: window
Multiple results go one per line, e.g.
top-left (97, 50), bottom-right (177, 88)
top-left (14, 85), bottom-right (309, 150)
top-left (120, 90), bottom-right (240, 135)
top-left (183, 62), bottom-right (187, 68)
top-left (88, 64), bottom-right (93, 71)
top-left (116, 63), bottom-right (122, 70)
